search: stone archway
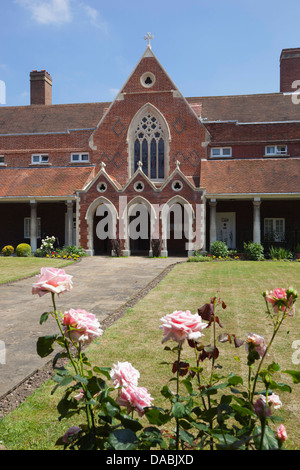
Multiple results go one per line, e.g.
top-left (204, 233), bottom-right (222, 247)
top-left (161, 196), bottom-right (195, 256)
top-left (121, 196), bottom-right (158, 256)
top-left (85, 196), bottom-right (118, 256)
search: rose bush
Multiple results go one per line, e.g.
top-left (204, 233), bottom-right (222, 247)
top-left (33, 267), bottom-right (299, 450)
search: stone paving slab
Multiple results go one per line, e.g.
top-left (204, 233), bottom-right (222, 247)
top-left (0, 256), bottom-right (184, 398)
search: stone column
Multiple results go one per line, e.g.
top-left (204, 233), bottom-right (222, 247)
top-left (253, 198), bottom-right (261, 244)
top-left (66, 201), bottom-right (74, 246)
top-left (30, 200), bottom-right (37, 252)
top-left (209, 199), bottom-right (217, 247)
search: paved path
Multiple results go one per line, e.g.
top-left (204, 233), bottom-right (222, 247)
top-left (0, 256), bottom-right (184, 398)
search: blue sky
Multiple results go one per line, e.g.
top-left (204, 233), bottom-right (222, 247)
top-left (1, 0), bottom-right (300, 106)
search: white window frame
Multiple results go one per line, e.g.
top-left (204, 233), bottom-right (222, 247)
top-left (210, 147), bottom-right (232, 158)
top-left (71, 153), bottom-right (89, 162)
top-left (0, 155), bottom-right (5, 165)
top-left (31, 154), bottom-right (49, 164)
top-left (264, 218), bottom-right (285, 242)
top-left (24, 217), bottom-right (41, 239)
top-left (265, 145), bottom-right (287, 156)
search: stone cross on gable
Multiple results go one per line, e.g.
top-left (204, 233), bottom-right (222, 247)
top-left (144, 32), bottom-right (154, 48)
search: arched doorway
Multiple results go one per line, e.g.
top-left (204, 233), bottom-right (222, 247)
top-left (93, 206), bottom-right (111, 255)
top-left (85, 197), bottom-right (118, 256)
top-left (162, 197), bottom-right (195, 257)
top-left (128, 203), bottom-right (150, 256)
top-left (167, 204), bottom-right (188, 256)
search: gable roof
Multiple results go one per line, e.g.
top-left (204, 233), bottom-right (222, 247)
top-left (0, 166), bottom-right (95, 198)
top-left (200, 158), bottom-right (300, 196)
top-left (0, 102), bottom-right (110, 135)
top-left (0, 92), bottom-right (298, 137)
top-left (187, 93), bottom-right (300, 123)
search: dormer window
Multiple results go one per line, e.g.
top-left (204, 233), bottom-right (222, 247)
top-left (71, 153), bottom-right (89, 162)
top-left (265, 145), bottom-right (287, 156)
top-left (210, 147), bottom-right (232, 158)
top-left (31, 154), bottom-right (49, 164)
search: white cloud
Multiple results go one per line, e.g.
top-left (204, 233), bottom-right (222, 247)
top-left (81, 4), bottom-right (109, 33)
top-left (16, 0), bottom-right (109, 32)
top-left (16, 0), bottom-right (72, 25)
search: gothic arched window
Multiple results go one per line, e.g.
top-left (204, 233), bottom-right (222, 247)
top-left (133, 111), bottom-right (166, 180)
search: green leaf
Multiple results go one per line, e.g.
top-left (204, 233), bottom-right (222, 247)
top-left (120, 415), bottom-right (143, 432)
top-left (228, 374), bottom-right (243, 386)
top-left (39, 312), bottom-right (51, 325)
top-left (179, 429), bottom-right (195, 446)
top-left (36, 334), bottom-right (57, 358)
top-left (145, 407), bottom-right (171, 426)
top-left (253, 424), bottom-right (279, 450)
top-left (108, 429), bottom-right (138, 450)
top-left (283, 369), bottom-right (300, 384)
top-left (181, 378), bottom-right (193, 394)
top-left (172, 402), bottom-right (186, 418)
top-left (93, 366), bottom-right (112, 380)
top-left (161, 385), bottom-right (174, 400)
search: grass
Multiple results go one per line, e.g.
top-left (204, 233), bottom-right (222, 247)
top-left (0, 256), bottom-right (75, 284)
top-left (0, 260), bottom-right (300, 450)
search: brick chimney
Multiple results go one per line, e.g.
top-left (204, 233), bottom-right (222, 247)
top-left (30, 70), bottom-right (52, 105)
top-left (280, 48), bottom-right (300, 92)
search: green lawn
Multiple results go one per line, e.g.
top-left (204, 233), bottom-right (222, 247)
top-left (0, 257), bottom-right (75, 284)
top-left (0, 260), bottom-right (300, 450)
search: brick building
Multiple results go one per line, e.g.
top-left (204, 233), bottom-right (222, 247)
top-left (0, 42), bottom-right (299, 256)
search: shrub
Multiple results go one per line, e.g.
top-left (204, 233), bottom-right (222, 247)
top-left (34, 248), bottom-right (44, 257)
top-left (210, 240), bottom-right (229, 258)
top-left (40, 236), bottom-right (56, 255)
top-left (16, 243), bottom-right (31, 257)
top-left (269, 246), bottom-right (293, 260)
top-left (243, 242), bottom-right (264, 260)
top-left (1, 245), bottom-right (14, 256)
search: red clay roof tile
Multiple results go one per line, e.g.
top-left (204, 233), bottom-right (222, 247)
top-left (0, 166), bottom-right (95, 197)
top-left (200, 158), bottom-right (300, 194)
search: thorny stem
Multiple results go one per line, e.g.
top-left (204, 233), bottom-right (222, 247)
top-left (51, 293), bottom-right (95, 436)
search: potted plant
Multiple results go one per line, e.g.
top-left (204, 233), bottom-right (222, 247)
top-left (295, 243), bottom-right (300, 259)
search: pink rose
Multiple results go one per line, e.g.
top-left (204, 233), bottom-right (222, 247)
top-left (62, 425), bottom-right (81, 443)
top-left (264, 287), bottom-right (297, 316)
top-left (266, 393), bottom-right (282, 409)
top-left (32, 267), bottom-right (73, 297)
top-left (254, 396), bottom-right (272, 418)
top-left (254, 393), bottom-right (282, 418)
top-left (110, 361), bottom-right (140, 388)
top-left (116, 384), bottom-right (154, 417)
top-left (63, 308), bottom-right (103, 344)
top-left (160, 310), bottom-right (208, 344)
top-left (245, 333), bottom-right (268, 358)
top-left (276, 424), bottom-right (287, 442)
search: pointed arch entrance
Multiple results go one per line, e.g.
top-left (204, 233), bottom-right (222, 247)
top-left (161, 196), bottom-right (195, 256)
top-left (121, 196), bottom-right (157, 256)
top-left (85, 197), bottom-right (118, 256)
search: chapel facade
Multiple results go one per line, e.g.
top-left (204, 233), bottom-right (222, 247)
top-left (0, 40), bottom-right (299, 256)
